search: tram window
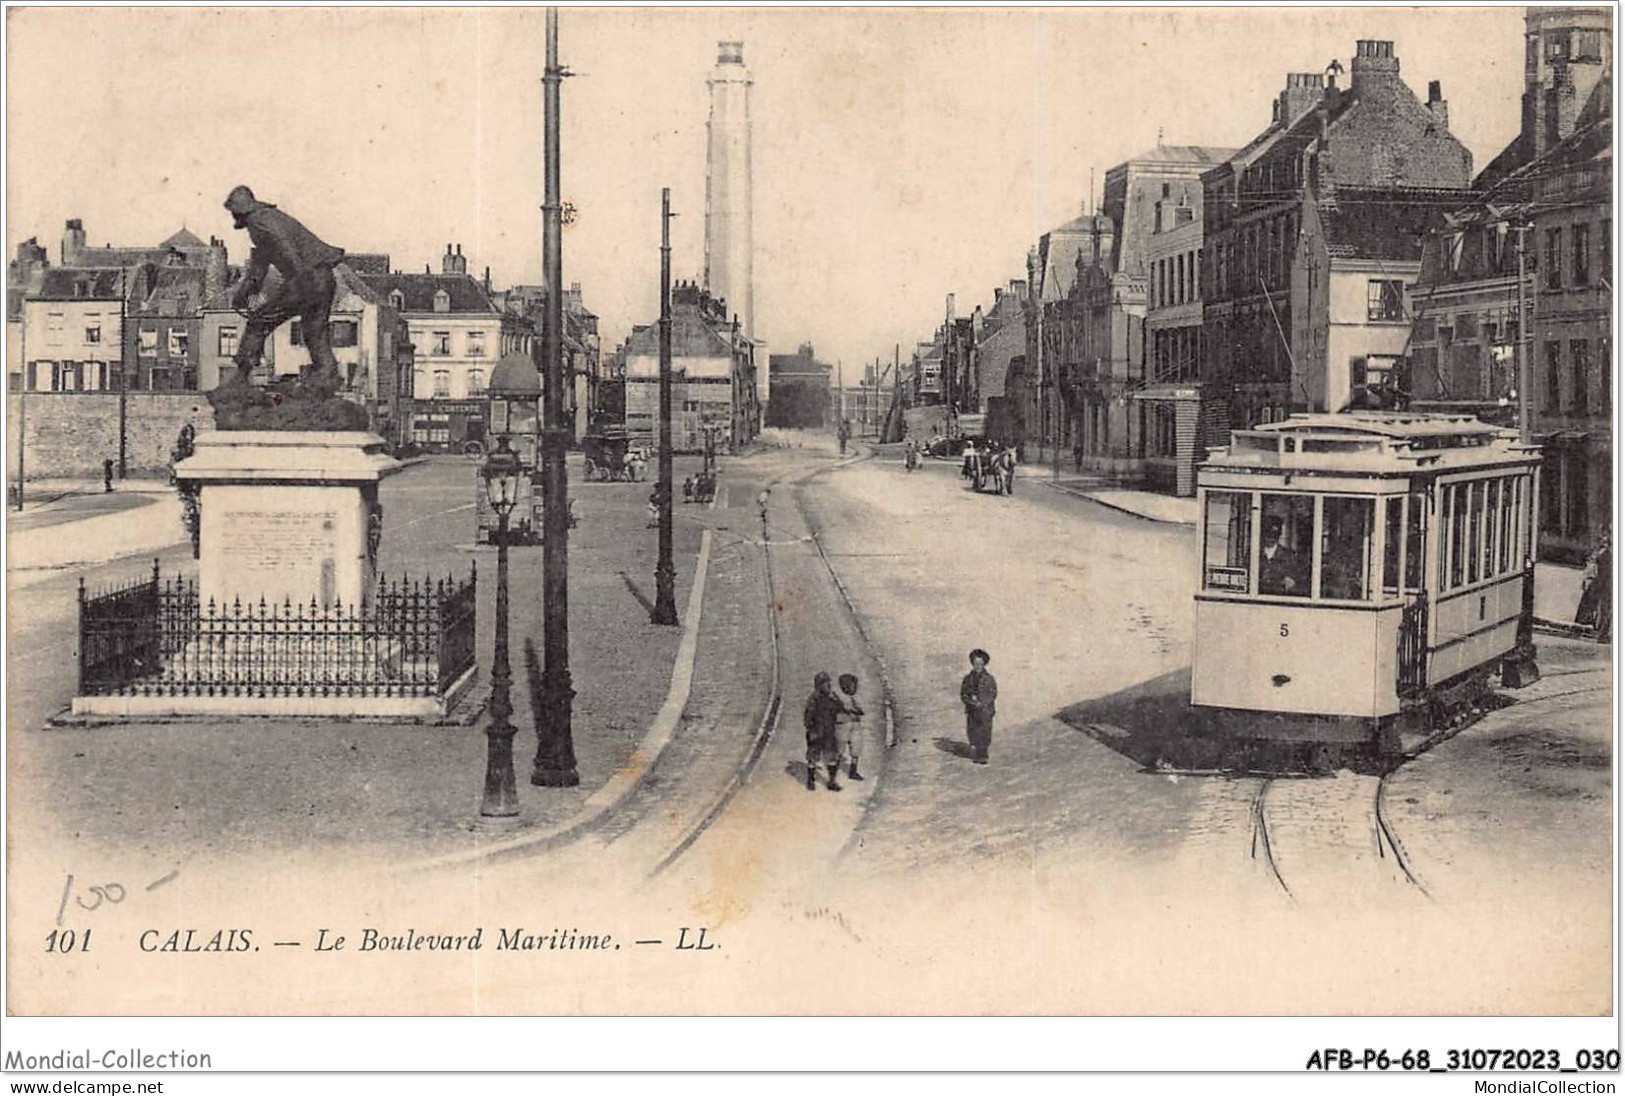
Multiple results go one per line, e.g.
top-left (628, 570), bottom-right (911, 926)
top-left (1500, 478), bottom-right (1517, 573)
top-left (1466, 481), bottom-right (1483, 585)
top-left (1483, 480), bottom-right (1500, 578)
top-left (1407, 490), bottom-right (1426, 591)
top-left (1321, 497), bottom-right (1375, 601)
top-left (1383, 497), bottom-right (1404, 596)
top-left (1456, 486), bottom-right (1469, 586)
top-left (1259, 494), bottom-right (1313, 596)
top-left (1202, 491), bottom-right (1252, 592)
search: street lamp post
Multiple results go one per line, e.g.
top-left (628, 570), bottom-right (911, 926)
top-left (533, 6), bottom-right (579, 787)
top-left (652, 187), bottom-right (679, 626)
top-left (480, 435), bottom-right (521, 820)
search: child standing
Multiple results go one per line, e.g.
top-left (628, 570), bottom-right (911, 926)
top-left (837, 673), bottom-right (866, 782)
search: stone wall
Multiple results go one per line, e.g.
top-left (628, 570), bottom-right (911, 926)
top-left (6, 392), bottom-right (216, 480)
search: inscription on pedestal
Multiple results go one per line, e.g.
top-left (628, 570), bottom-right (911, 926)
top-left (212, 507), bottom-right (342, 607)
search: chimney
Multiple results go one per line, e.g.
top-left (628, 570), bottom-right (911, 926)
top-left (994, 287), bottom-right (1004, 305)
top-left (1278, 72), bottom-right (1326, 126)
top-left (1349, 40), bottom-right (1399, 98)
top-left (1427, 79), bottom-right (1448, 129)
top-left (483, 265), bottom-right (492, 294)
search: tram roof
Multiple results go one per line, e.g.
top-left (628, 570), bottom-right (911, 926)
top-left (1200, 412), bottom-right (1539, 478)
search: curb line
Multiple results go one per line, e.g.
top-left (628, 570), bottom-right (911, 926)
top-left (404, 527), bottom-right (715, 873)
top-left (1034, 478), bottom-right (1197, 526)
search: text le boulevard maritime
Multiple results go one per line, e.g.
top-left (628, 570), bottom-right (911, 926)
top-left (131, 925), bottom-right (721, 953)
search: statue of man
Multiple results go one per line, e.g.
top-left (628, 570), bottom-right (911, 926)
top-left (222, 185), bottom-right (346, 391)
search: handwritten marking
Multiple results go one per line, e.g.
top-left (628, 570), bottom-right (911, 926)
top-left (145, 869), bottom-right (180, 892)
top-left (56, 874), bottom-right (74, 927)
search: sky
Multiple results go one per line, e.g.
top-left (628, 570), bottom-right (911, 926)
top-left (6, 6), bottom-right (1530, 372)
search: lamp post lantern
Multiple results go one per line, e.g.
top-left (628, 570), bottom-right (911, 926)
top-left (479, 435), bottom-right (522, 820)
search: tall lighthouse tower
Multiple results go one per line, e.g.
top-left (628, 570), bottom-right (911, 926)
top-left (703, 40), bottom-right (761, 400)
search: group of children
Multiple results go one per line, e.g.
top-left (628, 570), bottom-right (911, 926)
top-left (802, 671), bottom-right (866, 792)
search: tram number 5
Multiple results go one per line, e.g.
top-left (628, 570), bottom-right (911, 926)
top-left (1279, 623), bottom-right (1290, 638)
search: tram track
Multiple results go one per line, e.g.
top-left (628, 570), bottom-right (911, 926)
top-left (1248, 770), bottom-right (1430, 906)
top-left (643, 448), bottom-right (883, 880)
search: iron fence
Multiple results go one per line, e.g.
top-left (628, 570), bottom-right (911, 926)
top-left (77, 562), bottom-right (478, 700)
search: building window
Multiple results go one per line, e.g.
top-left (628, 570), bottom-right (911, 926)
top-left (1545, 228), bottom-right (1562, 289)
top-left (1545, 340), bottom-right (1562, 412)
top-left (290, 319), bottom-right (303, 346)
top-left (1576, 29), bottom-right (1603, 61)
top-left (1572, 223), bottom-right (1590, 285)
top-left (83, 319), bottom-right (102, 346)
top-left (1366, 279), bottom-right (1404, 322)
top-left (433, 289), bottom-right (451, 313)
top-left (1592, 336), bottom-right (1611, 416)
top-left (1546, 31), bottom-right (1570, 60)
top-left (46, 312), bottom-right (64, 345)
top-left (138, 328), bottom-right (158, 357)
top-left (433, 369), bottom-right (451, 397)
top-left (168, 329), bottom-right (189, 358)
top-left (390, 290), bottom-right (406, 311)
top-left (218, 326), bottom-right (239, 358)
top-left (433, 331), bottom-right (451, 356)
top-left (467, 330), bottom-right (486, 358)
top-left (466, 368), bottom-right (486, 396)
top-left (1570, 339), bottom-right (1590, 414)
top-left (331, 320), bottom-right (359, 348)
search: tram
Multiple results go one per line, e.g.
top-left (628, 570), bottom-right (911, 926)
top-left (1192, 412), bottom-right (1542, 754)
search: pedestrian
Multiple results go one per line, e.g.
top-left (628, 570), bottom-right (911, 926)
top-left (102, 457), bottom-right (115, 493)
top-left (683, 475), bottom-right (695, 504)
top-left (647, 488), bottom-right (660, 529)
top-left (836, 672), bottom-right (866, 782)
top-left (1577, 531), bottom-right (1612, 643)
top-left (960, 648), bottom-right (997, 765)
top-left (803, 671), bottom-right (845, 791)
top-left (1073, 437), bottom-right (1084, 472)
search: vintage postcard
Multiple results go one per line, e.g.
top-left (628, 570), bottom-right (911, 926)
top-left (2, 2), bottom-right (1616, 1064)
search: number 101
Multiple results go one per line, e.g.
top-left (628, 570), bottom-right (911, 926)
top-left (45, 928), bottom-right (91, 953)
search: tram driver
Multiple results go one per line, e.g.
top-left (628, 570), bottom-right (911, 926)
top-left (1259, 515), bottom-right (1309, 596)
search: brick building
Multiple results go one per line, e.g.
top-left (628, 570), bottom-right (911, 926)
top-left (1409, 6), bottom-right (1613, 561)
top-left (622, 281), bottom-right (759, 453)
top-left (1201, 43), bottom-right (1472, 431)
top-left (125, 265), bottom-right (205, 390)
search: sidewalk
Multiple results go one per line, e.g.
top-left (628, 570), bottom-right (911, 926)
top-left (1382, 634), bottom-right (1611, 944)
top-left (7, 486), bottom-right (186, 579)
top-left (7, 456), bottom-right (712, 874)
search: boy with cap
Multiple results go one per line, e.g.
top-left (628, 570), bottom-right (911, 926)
top-left (960, 648), bottom-right (997, 764)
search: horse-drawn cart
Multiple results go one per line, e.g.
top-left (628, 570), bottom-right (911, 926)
top-left (582, 425), bottom-right (646, 482)
top-left (963, 442), bottom-right (1015, 495)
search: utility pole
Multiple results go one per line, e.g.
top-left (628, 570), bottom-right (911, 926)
top-left (118, 267), bottom-right (127, 478)
top-left (1515, 222), bottom-right (1533, 444)
top-left (652, 187), bottom-right (679, 626)
top-left (14, 295), bottom-right (25, 511)
top-left (533, 6), bottom-right (580, 788)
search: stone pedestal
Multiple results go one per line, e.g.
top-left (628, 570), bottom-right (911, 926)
top-left (175, 431), bottom-right (400, 609)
